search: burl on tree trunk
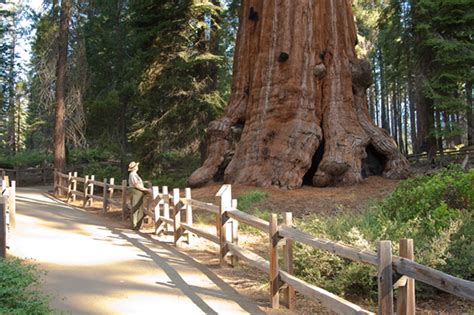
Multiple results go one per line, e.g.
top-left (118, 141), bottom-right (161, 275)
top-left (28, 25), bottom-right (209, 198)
top-left (189, 0), bottom-right (410, 189)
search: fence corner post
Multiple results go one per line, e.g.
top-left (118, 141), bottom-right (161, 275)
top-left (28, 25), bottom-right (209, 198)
top-left (216, 184), bottom-right (232, 266)
top-left (269, 213), bottom-right (281, 309)
top-left (377, 240), bottom-right (394, 315)
top-left (282, 212), bottom-right (295, 310)
top-left (397, 239), bottom-right (415, 315)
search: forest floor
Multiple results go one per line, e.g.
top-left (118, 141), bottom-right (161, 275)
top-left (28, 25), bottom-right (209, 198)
top-left (59, 176), bottom-right (473, 314)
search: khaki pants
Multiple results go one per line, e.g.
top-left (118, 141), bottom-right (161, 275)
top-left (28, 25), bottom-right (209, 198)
top-left (129, 188), bottom-right (145, 230)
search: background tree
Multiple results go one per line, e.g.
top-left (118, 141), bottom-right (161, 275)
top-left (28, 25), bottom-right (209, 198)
top-left (53, 0), bottom-right (72, 171)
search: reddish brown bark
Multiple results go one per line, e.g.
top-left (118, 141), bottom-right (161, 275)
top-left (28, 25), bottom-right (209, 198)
top-left (189, 0), bottom-right (410, 188)
top-left (54, 0), bottom-right (72, 172)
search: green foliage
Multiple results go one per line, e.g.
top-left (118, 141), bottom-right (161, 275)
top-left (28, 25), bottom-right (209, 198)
top-left (0, 258), bottom-right (51, 314)
top-left (294, 167), bottom-right (473, 302)
top-left (236, 191), bottom-right (271, 234)
top-left (68, 148), bottom-right (115, 165)
top-left (0, 150), bottom-right (52, 168)
top-left (236, 191), bottom-right (270, 212)
top-left (83, 162), bottom-right (122, 183)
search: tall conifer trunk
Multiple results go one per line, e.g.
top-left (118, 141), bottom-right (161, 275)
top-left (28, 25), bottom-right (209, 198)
top-left (189, 0), bottom-right (409, 188)
top-left (54, 0), bottom-right (72, 172)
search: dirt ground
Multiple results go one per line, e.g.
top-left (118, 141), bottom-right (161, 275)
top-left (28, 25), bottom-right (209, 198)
top-left (58, 175), bottom-right (473, 314)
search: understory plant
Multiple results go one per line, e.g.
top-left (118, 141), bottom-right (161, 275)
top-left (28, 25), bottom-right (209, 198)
top-left (0, 258), bottom-right (51, 314)
top-left (293, 166), bottom-right (473, 302)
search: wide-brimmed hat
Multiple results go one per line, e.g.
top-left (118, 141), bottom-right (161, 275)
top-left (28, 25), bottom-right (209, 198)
top-left (128, 161), bottom-right (139, 171)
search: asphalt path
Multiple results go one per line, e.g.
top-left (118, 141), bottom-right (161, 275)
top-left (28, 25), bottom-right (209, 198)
top-left (10, 187), bottom-right (265, 315)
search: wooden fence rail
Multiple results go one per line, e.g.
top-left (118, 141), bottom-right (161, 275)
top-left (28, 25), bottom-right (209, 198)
top-left (1, 176), bottom-right (16, 258)
top-left (53, 171), bottom-right (474, 314)
top-left (0, 167), bottom-right (53, 186)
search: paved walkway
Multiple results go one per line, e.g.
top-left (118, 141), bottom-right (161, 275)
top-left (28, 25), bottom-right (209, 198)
top-left (10, 187), bottom-right (265, 315)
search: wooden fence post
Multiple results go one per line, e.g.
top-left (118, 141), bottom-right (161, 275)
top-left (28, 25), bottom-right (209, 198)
top-left (41, 168), bottom-right (46, 185)
top-left (185, 188), bottom-right (193, 244)
top-left (0, 197), bottom-right (5, 258)
top-left (54, 169), bottom-right (58, 195)
top-left (152, 186), bottom-right (160, 223)
top-left (9, 181), bottom-right (15, 231)
top-left (83, 175), bottom-right (89, 208)
top-left (230, 198), bottom-right (239, 266)
top-left (216, 184), bottom-right (232, 265)
top-left (172, 188), bottom-right (182, 245)
top-left (88, 175), bottom-right (95, 207)
top-left (162, 186), bottom-right (170, 231)
top-left (72, 172), bottom-right (77, 202)
top-left (282, 212), bottom-right (295, 310)
top-left (108, 178), bottom-right (114, 201)
top-left (15, 170), bottom-right (20, 186)
top-left (121, 179), bottom-right (127, 220)
top-left (269, 213), bottom-right (281, 309)
top-left (378, 240), bottom-right (394, 315)
top-left (102, 178), bottom-right (108, 213)
top-left (397, 239), bottom-right (415, 315)
top-left (67, 172), bottom-right (72, 202)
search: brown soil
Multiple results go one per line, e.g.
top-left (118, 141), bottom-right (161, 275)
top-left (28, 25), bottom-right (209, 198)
top-left (191, 176), bottom-right (399, 218)
top-left (54, 175), bottom-right (474, 314)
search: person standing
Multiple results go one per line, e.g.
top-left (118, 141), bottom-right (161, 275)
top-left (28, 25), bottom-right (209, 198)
top-left (128, 161), bottom-right (150, 230)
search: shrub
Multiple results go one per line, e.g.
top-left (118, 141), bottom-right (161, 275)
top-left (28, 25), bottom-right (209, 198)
top-left (236, 191), bottom-right (269, 212)
top-left (83, 162), bottom-right (122, 182)
top-left (235, 191), bottom-right (270, 234)
top-left (0, 151), bottom-right (52, 168)
top-left (0, 258), bottom-right (51, 314)
top-left (294, 166), bottom-right (473, 302)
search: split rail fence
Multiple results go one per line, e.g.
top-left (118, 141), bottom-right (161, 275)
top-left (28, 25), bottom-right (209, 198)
top-left (0, 167), bottom-right (53, 186)
top-left (54, 170), bottom-right (474, 315)
top-left (1, 176), bottom-right (16, 258)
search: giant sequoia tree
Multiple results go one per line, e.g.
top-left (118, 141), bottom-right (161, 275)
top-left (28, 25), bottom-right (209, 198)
top-left (189, 0), bottom-right (410, 188)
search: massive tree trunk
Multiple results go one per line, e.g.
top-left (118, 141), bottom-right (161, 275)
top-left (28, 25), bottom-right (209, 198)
top-left (53, 0), bottom-right (72, 172)
top-left (189, 0), bottom-right (410, 189)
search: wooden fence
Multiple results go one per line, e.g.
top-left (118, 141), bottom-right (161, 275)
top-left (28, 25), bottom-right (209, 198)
top-left (53, 171), bottom-right (474, 314)
top-left (0, 167), bottom-right (53, 186)
top-left (1, 176), bottom-right (16, 258)
top-left (407, 148), bottom-right (474, 163)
